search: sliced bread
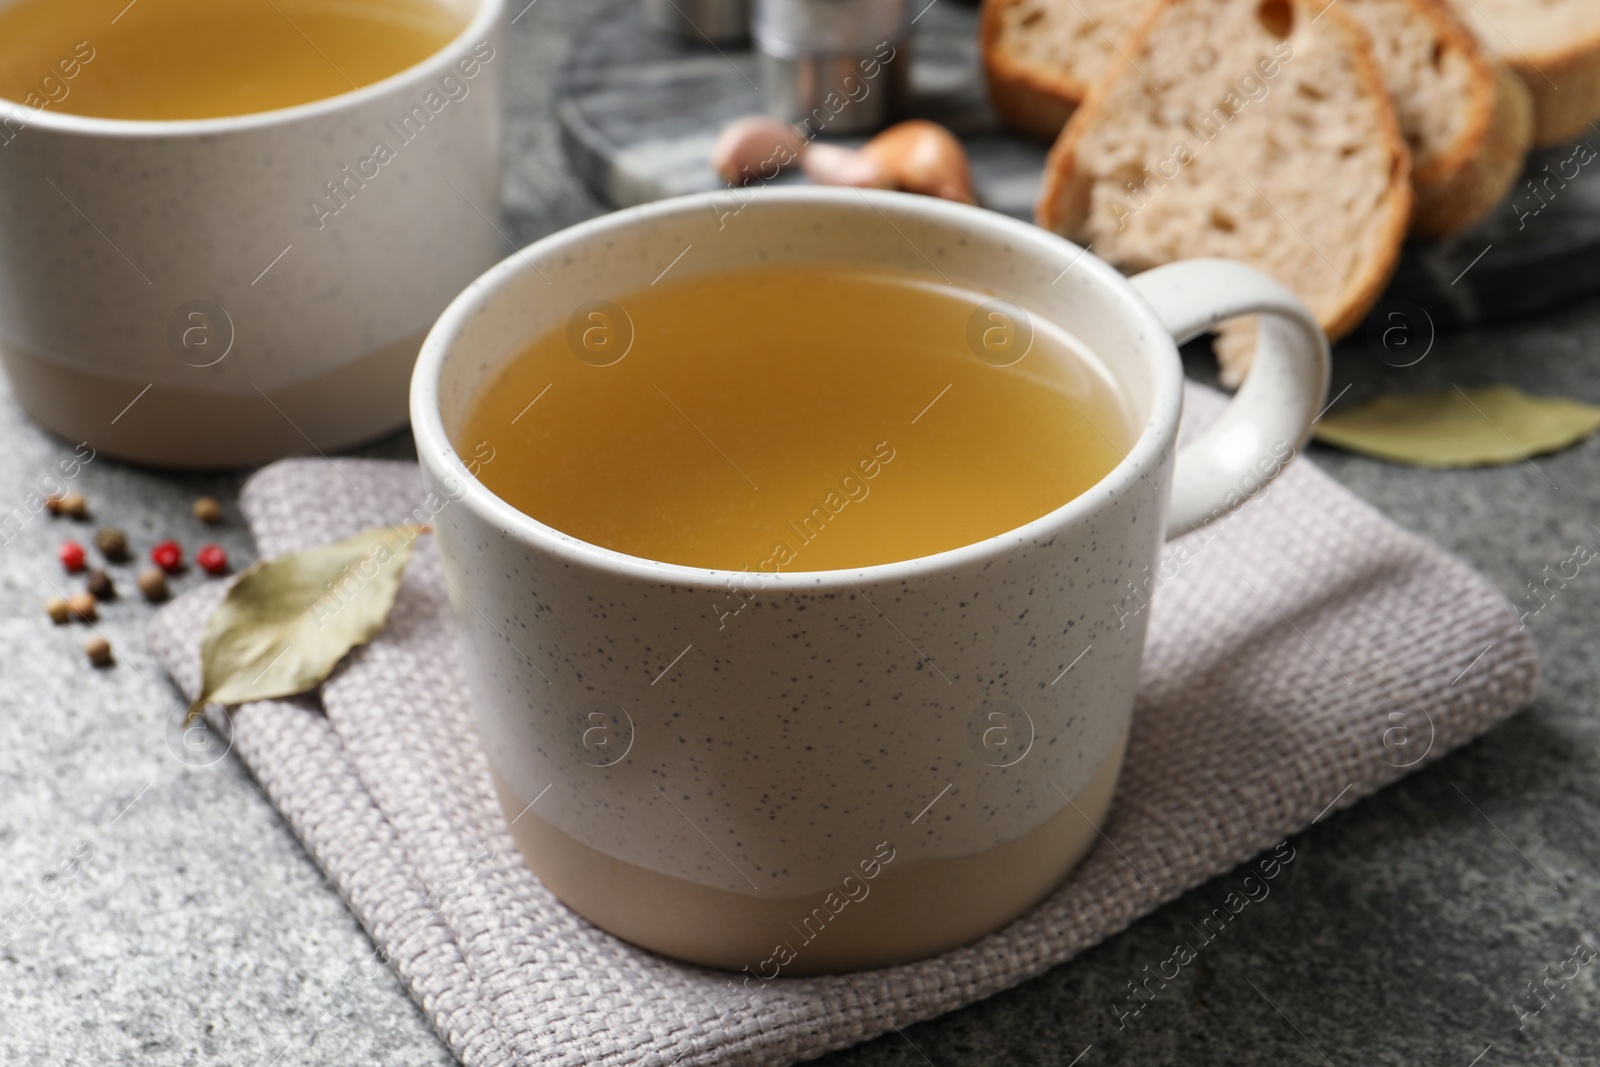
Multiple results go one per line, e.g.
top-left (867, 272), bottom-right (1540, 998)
top-left (991, 0), bottom-right (1528, 236)
top-left (1330, 0), bottom-right (1532, 235)
top-left (1447, 0), bottom-right (1600, 146)
top-left (1035, 0), bottom-right (1412, 382)
top-left (980, 0), bottom-right (1151, 139)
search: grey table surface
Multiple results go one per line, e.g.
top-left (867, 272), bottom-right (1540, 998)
top-left (3, 5), bottom-right (1599, 1066)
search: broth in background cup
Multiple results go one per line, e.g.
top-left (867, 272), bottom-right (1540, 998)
top-left (0, 0), bottom-right (505, 467)
top-left (411, 188), bottom-right (1329, 974)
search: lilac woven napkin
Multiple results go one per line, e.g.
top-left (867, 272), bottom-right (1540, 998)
top-left (148, 385), bottom-right (1537, 1067)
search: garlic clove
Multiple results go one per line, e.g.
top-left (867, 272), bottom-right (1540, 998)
top-left (861, 120), bottom-right (977, 204)
top-left (800, 143), bottom-right (894, 189)
top-left (711, 117), bottom-right (807, 186)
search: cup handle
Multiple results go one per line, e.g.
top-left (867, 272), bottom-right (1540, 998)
top-left (1129, 258), bottom-right (1331, 539)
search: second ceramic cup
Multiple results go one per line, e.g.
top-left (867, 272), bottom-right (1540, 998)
top-left (412, 188), bottom-right (1329, 974)
top-left (0, 0), bottom-right (505, 468)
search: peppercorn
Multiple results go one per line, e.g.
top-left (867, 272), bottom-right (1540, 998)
top-left (58, 492), bottom-right (88, 520)
top-left (196, 544), bottom-right (228, 576)
top-left (193, 496), bottom-right (223, 525)
top-left (137, 567), bottom-right (169, 602)
top-left (151, 540), bottom-right (183, 573)
top-left (68, 592), bottom-right (97, 622)
top-left (86, 568), bottom-right (116, 600)
top-left (45, 597), bottom-right (71, 625)
top-left (44, 493), bottom-right (65, 516)
top-left (84, 635), bottom-right (112, 667)
top-left (59, 541), bottom-right (87, 572)
top-left (94, 527), bottom-right (129, 562)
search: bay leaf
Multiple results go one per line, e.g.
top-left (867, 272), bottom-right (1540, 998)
top-left (1314, 385), bottom-right (1600, 467)
top-left (186, 524), bottom-right (425, 723)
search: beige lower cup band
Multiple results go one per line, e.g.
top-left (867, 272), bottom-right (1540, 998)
top-left (1, 335), bottom-right (419, 468)
top-left (493, 730), bottom-right (1128, 975)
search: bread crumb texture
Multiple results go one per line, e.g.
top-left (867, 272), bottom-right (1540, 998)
top-left (1040, 0), bottom-right (1410, 339)
top-left (987, 0), bottom-right (1149, 98)
top-left (1335, 0), bottom-right (1479, 180)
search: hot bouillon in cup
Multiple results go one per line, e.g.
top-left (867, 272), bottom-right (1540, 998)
top-left (458, 264), bottom-right (1135, 571)
top-left (0, 0), bottom-right (468, 120)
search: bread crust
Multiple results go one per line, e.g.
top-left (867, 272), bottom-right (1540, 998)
top-left (1398, 0), bottom-right (1527, 236)
top-left (982, 61), bottom-right (1082, 140)
top-left (979, 0), bottom-right (1089, 139)
top-left (1033, 0), bottom-right (1163, 236)
top-left (1511, 30), bottom-right (1600, 147)
top-left (1318, 0), bottom-right (1413, 342)
top-left (1037, 0), bottom-right (1413, 347)
top-left (1414, 61), bottom-right (1534, 236)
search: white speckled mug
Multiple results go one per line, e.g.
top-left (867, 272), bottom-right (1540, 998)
top-left (412, 188), bottom-right (1328, 973)
top-left (0, 0), bottom-right (504, 468)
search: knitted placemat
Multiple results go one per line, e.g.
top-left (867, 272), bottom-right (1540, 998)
top-left (148, 386), bottom-right (1537, 1067)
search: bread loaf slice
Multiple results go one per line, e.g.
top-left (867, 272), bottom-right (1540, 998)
top-left (1035, 0), bottom-right (1412, 384)
top-left (991, 0), bottom-right (1527, 236)
top-left (980, 0), bottom-right (1151, 139)
top-left (1447, 0), bottom-right (1600, 146)
top-left (1334, 0), bottom-right (1532, 236)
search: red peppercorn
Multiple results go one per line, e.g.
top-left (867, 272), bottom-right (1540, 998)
top-left (151, 540), bottom-right (183, 573)
top-left (196, 544), bottom-right (228, 576)
top-left (58, 540), bottom-right (86, 572)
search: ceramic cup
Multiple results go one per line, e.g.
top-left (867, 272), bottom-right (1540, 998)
top-left (0, 0), bottom-right (505, 469)
top-left (411, 188), bottom-right (1329, 974)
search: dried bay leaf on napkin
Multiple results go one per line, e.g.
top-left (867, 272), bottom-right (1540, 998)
top-left (1314, 385), bottom-right (1600, 467)
top-left (185, 524), bottom-right (425, 722)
